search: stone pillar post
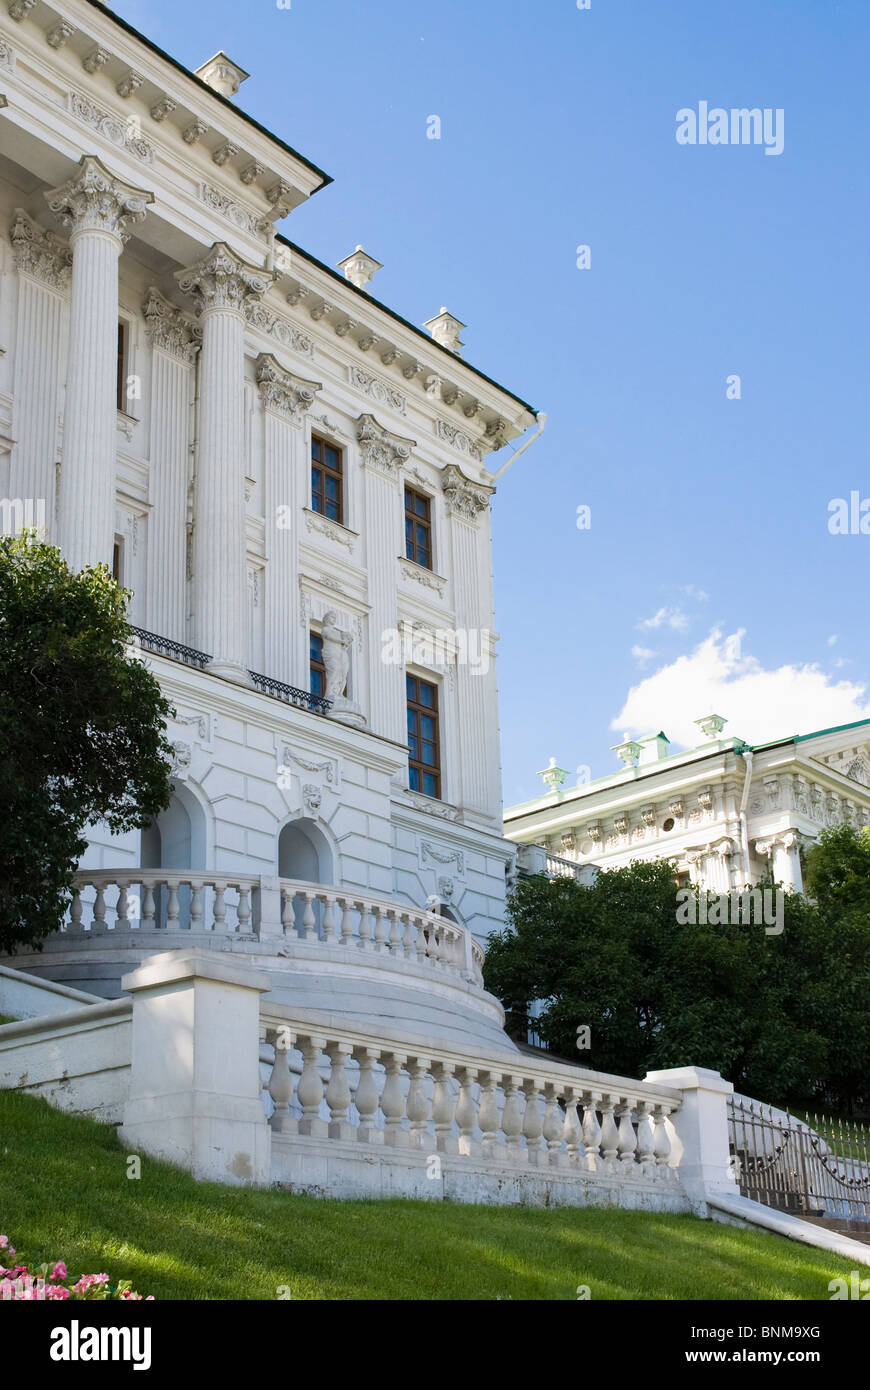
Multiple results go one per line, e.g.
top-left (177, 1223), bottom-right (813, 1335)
top-left (644, 1065), bottom-right (739, 1205)
top-left (256, 353), bottom-right (321, 685)
top-left (120, 949), bottom-right (272, 1185)
top-left (45, 156), bottom-right (153, 572)
top-left (8, 211), bottom-right (72, 540)
top-left (441, 464), bottom-right (497, 817)
top-left (772, 831), bottom-right (803, 892)
top-left (175, 243), bottom-right (272, 682)
top-left (142, 288), bottom-right (200, 642)
top-left (357, 413), bottom-right (416, 742)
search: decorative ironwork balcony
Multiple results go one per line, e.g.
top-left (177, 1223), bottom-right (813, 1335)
top-left (128, 625), bottom-right (210, 669)
top-left (248, 670), bottom-right (332, 715)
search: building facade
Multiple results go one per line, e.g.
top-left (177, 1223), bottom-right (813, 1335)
top-left (505, 717), bottom-right (870, 895)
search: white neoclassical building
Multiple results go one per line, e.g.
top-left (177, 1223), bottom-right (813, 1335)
top-left (0, 0), bottom-right (543, 1048)
top-left (505, 716), bottom-right (870, 895)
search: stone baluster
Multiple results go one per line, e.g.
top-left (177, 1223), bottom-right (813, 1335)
top-left (400, 912), bottom-right (414, 957)
top-left (297, 1035), bottom-right (327, 1137)
top-left (189, 882), bottom-right (204, 931)
top-left (432, 1062), bottom-right (458, 1155)
top-left (325, 1042), bottom-right (354, 1140)
top-left (386, 908), bottom-right (402, 956)
top-left (90, 884), bottom-right (108, 935)
top-left (140, 880), bottom-right (155, 931)
top-left (237, 885), bottom-right (252, 934)
top-left (321, 893), bottom-right (339, 944)
top-left (115, 881), bottom-right (130, 931)
top-left (581, 1093), bottom-right (603, 1172)
top-left (456, 1066), bottom-right (481, 1158)
top-left (414, 916), bottom-right (428, 964)
top-left (522, 1080), bottom-right (545, 1166)
top-left (357, 900), bottom-right (372, 950)
top-left (636, 1101), bottom-right (657, 1176)
top-left (562, 1088), bottom-right (584, 1165)
top-left (281, 886), bottom-right (296, 937)
top-left (617, 1100), bottom-right (638, 1167)
top-left (298, 891), bottom-right (316, 941)
top-left (354, 1047), bottom-right (382, 1144)
top-left (68, 886), bottom-right (84, 934)
top-left (479, 1071), bottom-right (502, 1160)
top-left (268, 1028), bottom-right (296, 1133)
top-left (600, 1095), bottom-right (620, 1173)
top-left (45, 157), bottom-right (153, 571)
top-left (653, 1104), bottom-right (673, 1178)
top-left (380, 1052), bottom-right (409, 1148)
top-left (406, 1057), bottom-right (432, 1150)
top-left (212, 881), bottom-right (227, 932)
top-left (543, 1083), bottom-right (565, 1165)
top-left (338, 896), bottom-right (355, 947)
top-left (501, 1074), bottom-right (526, 1162)
top-left (372, 904), bottom-right (387, 953)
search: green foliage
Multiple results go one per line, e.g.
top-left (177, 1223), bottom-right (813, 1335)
top-left (486, 836), bottom-right (870, 1111)
top-left (0, 533), bottom-right (174, 953)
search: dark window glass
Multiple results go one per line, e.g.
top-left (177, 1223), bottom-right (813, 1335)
top-left (404, 487), bottom-right (432, 569)
top-left (407, 675), bottom-right (440, 798)
top-left (310, 631), bottom-right (326, 697)
top-left (311, 435), bottom-right (343, 524)
top-left (116, 322), bottom-right (126, 413)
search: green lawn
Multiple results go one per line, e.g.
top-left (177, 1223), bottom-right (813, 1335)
top-left (0, 1015), bottom-right (15, 1026)
top-left (0, 1089), bottom-right (859, 1301)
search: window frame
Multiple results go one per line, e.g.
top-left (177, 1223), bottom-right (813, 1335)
top-left (309, 629), bottom-right (327, 699)
top-left (406, 673), bottom-right (441, 799)
top-left (116, 321), bottom-right (127, 414)
top-left (311, 432), bottom-right (344, 526)
top-left (404, 485), bottom-right (433, 570)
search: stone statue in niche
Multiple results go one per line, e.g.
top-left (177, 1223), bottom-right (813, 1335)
top-left (321, 610), bottom-right (352, 700)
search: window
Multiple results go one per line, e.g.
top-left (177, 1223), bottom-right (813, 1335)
top-left (311, 435), bottom-right (343, 524)
top-left (116, 322), bottom-right (127, 413)
top-left (404, 487), bottom-right (432, 569)
top-left (112, 538), bottom-right (123, 585)
top-left (407, 674), bottom-right (440, 798)
top-left (310, 631), bottom-right (326, 697)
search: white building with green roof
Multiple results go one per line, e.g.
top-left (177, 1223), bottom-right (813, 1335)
top-left (504, 717), bottom-right (870, 894)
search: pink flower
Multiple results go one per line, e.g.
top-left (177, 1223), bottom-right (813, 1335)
top-left (0, 1236), bottom-right (8, 1249)
top-left (50, 1261), bottom-right (67, 1282)
top-left (72, 1272), bottom-right (110, 1294)
top-left (45, 1285), bottom-right (70, 1300)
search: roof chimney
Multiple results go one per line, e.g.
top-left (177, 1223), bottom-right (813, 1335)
top-left (337, 246), bottom-right (383, 290)
top-left (423, 307), bottom-right (465, 354)
top-left (195, 52), bottom-right (250, 100)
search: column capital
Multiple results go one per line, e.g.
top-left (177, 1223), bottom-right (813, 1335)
top-left (175, 240), bottom-right (272, 316)
top-left (10, 209), bottom-right (72, 290)
top-left (143, 287), bottom-right (201, 364)
top-left (45, 155), bottom-right (153, 242)
top-left (255, 351), bottom-right (322, 420)
top-left (356, 411), bottom-right (416, 475)
top-left (441, 461), bottom-right (494, 522)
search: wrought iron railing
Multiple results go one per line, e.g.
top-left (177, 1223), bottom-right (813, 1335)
top-left (729, 1097), bottom-right (870, 1221)
top-left (128, 626), bottom-right (210, 669)
top-left (248, 670), bottom-right (331, 715)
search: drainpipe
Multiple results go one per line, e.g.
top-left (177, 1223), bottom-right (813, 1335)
top-left (487, 411), bottom-right (547, 483)
top-left (738, 747), bottom-right (754, 886)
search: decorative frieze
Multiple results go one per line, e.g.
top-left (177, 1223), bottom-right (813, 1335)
top-left (143, 287), bottom-right (201, 364)
top-left (255, 352), bottom-right (321, 419)
top-left (435, 418), bottom-right (484, 463)
top-left (441, 463), bottom-right (492, 522)
top-left (304, 510), bottom-right (355, 550)
top-left (67, 91), bottom-right (154, 164)
top-left (398, 556), bottom-right (446, 595)
top-left (348, 365), bottom-right (406, 416)
top-left (199, 183), bottom-right (269, 240)
top-left (357, 413), bottom-right (415, 475)
top-left (10, 210), bottom-right (72, 290)
top-left (245, 301), bottom-right (314, 357)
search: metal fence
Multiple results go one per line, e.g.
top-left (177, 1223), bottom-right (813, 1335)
top-left (729, 1097), bottom-right (870, 1221)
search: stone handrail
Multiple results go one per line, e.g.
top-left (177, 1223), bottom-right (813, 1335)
top-left (65, 871), bottom-right (484, 986)
top-left (259, 1002), bottom-right (682, 1181)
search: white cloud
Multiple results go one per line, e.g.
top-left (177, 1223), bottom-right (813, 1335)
top-left (612, 628), bottom-right (870, 748)
top-left (828, 634), bottom-right (838, 646)
top-left (681, 585), bottom-right (710, 602)
top-left (637, 605), bottom-right (690, 632)
top-left (631, 645), bottom-right (657, 667)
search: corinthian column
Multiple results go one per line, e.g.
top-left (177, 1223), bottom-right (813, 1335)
top-left (175, 243), bottom-right (272, 682)
top-left (45, 156), bottom-right (153, 572)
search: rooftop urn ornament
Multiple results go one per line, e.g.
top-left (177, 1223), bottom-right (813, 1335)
top-left (538, 757), bottom-right (568, 795)
top-left (695, 713), bottom-right (728, 740)
top-left (612, 734), bottom-right (643, 768)
top-left (337, 246), bottom-right (383, 290)
top-left (194, 52), bottom-right (250, 99)
top-left (423, 307), bottom-right (465, 354)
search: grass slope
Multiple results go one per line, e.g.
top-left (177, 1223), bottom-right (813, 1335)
top-left (0, 1090), bottom-right (858, 1301)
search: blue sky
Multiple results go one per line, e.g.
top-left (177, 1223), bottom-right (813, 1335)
top-left (118, 0), bottom-right (870, 806)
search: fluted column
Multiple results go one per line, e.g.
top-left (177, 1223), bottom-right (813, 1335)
top-left (441, 464), bottom-right (497, 817)
top-left (9, 211), bottom-right (72, 539)
top-left (256, 352), bottom-right (322, 685)
top-left (45, 156), bottom-right (153, 572)
top-left (358, 414), bottom-right (416, 741)
top-left (175, 243), bottom-right (272, 681)
top-left (142, 289), bottom-right (200, 641)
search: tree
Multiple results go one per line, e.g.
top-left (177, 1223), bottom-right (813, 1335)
top-left (0, 533), bottom-right (174, 953)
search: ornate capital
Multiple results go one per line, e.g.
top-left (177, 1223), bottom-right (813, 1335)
top-left (441, 462), bottom-right (493, 522)
top-left (10, 209), bottom-right (72, 290)
top-left (356, 413), bottom-right (415, 475)
top-left (143, 287), bottom-right (201, 364)
top-left (255, 352), bottom-right (322, 419)
top-left (175, 241), bottom-right (273, 316)
top-left (45, 155), bottom-right (153, 242)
